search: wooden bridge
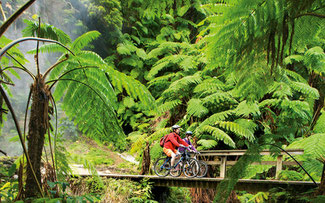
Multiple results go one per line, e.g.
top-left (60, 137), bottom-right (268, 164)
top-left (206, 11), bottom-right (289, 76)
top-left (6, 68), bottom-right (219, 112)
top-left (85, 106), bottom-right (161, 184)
top-left (78, 174), bottom-right (319, 193)
top-left (76, 149), bottom-right (320, 193)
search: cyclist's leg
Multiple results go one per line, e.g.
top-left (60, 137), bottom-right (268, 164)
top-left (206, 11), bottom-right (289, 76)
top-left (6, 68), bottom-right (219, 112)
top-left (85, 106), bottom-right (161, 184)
top-left (163, 148), bottom-right (177, 167)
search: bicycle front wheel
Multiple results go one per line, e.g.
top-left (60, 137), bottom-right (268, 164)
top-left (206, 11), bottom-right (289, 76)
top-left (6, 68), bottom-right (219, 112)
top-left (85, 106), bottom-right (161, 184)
top-left (154, 158), bottom-right (170, 177)
top-left (183, 158), bottom-right (200, 178)
top-left (197, 160), bottom-right (208, 178)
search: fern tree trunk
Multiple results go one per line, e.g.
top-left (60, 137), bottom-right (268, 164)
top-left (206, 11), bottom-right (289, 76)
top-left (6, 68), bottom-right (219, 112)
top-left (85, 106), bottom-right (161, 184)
top-left (316, 163), bottom-right (325, 195)
top-left (140, 142), bottom-right (151, 175)
top-left (25, 77), bottom-right (50, 198)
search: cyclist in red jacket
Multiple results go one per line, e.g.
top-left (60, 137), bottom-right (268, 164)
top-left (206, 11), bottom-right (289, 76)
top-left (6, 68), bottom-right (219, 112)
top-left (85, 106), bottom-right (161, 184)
top-left (163, 125), bottom-right (189, 168)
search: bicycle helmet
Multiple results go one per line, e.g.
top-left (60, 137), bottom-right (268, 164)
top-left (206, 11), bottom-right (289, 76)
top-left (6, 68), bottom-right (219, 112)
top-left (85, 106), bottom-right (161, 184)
top-left (171, 125), bottom-right (181, 130)
top-left (185, 131), bottom-right (193, 135)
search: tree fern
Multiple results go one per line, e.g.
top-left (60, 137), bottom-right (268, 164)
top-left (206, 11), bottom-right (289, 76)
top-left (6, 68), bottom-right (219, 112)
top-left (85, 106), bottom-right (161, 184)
top-left (18, 24), bottom-right (158, 149)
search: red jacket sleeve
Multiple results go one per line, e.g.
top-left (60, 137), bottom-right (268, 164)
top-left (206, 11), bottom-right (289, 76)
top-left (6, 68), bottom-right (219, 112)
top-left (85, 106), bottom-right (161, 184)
top-left (176, 134), bottom-right (189, 147)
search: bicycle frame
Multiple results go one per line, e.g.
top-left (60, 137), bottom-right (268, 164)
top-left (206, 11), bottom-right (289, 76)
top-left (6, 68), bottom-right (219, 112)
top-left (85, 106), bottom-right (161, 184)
top-left (161, 148), bottom-right (191, 170)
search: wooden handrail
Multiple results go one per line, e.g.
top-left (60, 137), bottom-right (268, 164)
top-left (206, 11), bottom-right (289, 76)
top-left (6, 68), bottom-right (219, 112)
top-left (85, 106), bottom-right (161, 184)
top-left (197, 149), bottom-right (304, 179)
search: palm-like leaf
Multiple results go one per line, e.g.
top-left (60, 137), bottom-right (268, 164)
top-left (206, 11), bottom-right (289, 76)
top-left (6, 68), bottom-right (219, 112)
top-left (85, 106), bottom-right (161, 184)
top-left (216, 121), bottom-right (255, 142)
top-left (71, 31), bottom-right (101, 51)
top-left (200, 125), bottom-right (235, 148)
top-left (187, 98), bottom-right (208, 118)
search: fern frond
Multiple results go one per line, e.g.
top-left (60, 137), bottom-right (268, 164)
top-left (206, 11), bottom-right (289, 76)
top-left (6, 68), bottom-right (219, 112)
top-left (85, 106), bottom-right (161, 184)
top-left (284, 55), bottom-right (304, 65)
top-left (147, 42), bottom-right (191, 59)
top-left (288, 133), bottom-right (325, 159)
top-left (280, 99), bottom-right (311, 120)
top-left (200, 125), bottom-right (235, 148)
top-left (283, 69), bottom-right (306, 83)
top-left (147, 54), bottom-right (191, 79)
top-left (234, 119), bottom-right (258, 134)
top-left (116, 43), bottom-right (137, 55)
top-left (289, 81), bottom-right (319, 100)
top-left (197, 139), bottom-right (218, 149)
top-left (202, 92), bottom-right (237, 105)
top-left (268, 82), bottom-right (292, 98)
top-left (27, 44), bottom-right (68, 54)
top-left (147, 61), bottom-right (171, 79)
top-left (234, 100), bottom-right (260, 117)
top-left (22, 19), bottom-right (71, 44)
top-left (71, 31), bottom-right (101, 51)
top-left (259, 99), bottom-right (281, 108)
top-left (162, 74), bottom-right (202, 97)
top-left (147, 73), bottom-right (176, 88)
top-left (314, 111), bottom-right (325, 133)
top-left (148, 127), bottom-right (170, 142)
top-left (304, 46), bottom-right (325, 74)
top-left (194, 77), bottom-right (226, 93)
top-left (216, 121), bottom-right (255, 142)
top-left (197, 110), bottom-right (234, 132)
top-left (187, 98), bottom-right (208, 118)
top-left (157, 99), bottom-right (182, 114)
top-left (129, 133), bottom-right (147, 154)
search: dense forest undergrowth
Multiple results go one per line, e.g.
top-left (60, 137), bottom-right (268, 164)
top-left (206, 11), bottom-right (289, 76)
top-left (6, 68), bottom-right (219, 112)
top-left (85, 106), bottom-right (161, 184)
top-left (0, 0), bottom-right (324, 202)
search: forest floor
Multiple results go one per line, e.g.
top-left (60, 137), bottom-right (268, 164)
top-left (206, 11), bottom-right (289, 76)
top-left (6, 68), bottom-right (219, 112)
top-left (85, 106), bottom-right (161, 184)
top-left (65, 137), bottom-right (139, 175)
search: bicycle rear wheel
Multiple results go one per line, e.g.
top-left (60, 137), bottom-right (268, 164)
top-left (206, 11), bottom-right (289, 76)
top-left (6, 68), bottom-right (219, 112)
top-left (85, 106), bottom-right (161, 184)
top-left (154, 158), bottom-right (170, 177)
top-left (183, 158), bottom-right (200, 178)
top-left (197, 160), bottom-right (208, 178)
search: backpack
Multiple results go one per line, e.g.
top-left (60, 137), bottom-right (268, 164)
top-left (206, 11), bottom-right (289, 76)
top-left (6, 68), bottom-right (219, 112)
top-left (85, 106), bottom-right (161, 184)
top-left (159, 134), bottom-right (169, 147)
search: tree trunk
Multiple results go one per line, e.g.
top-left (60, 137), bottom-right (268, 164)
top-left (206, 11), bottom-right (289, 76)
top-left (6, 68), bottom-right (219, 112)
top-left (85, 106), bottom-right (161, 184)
top-left (316, 162), bottom-right (325, 195)
top-left (25, 78), bottom-right (49, 198)
top-left (140, 141), bottom-right (151, 175)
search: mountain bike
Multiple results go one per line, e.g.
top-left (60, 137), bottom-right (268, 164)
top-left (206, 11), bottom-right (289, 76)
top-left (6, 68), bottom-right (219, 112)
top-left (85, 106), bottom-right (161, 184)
top-left (154, 147), bottom-right (200, 178)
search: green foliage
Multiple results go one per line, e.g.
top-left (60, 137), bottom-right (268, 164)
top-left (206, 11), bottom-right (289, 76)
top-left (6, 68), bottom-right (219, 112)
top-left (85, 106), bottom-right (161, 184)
top-left (278, 170), bottom-right (304, 181)
top-left (288, 133), bottom-right (325, 160)
top-left (314, 111), bottom-right (325, 133)
top-left (20, 18), bottom-right (157, 149)
top-left (243, 156), bottom-right (275, 179)
top-left (22, 19), bottom-right (71, 44)
top-left (165, 187), bottom-right (191, 203)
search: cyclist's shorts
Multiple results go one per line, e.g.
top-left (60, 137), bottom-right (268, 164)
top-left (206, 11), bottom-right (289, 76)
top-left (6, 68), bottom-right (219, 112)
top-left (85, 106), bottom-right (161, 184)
top-left (163, 147), bottom-right (177, 157)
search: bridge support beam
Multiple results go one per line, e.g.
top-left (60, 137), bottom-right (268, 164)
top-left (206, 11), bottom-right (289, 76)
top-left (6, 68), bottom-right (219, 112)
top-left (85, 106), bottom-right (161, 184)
top-left (77, 174), bottom-right (320, 193)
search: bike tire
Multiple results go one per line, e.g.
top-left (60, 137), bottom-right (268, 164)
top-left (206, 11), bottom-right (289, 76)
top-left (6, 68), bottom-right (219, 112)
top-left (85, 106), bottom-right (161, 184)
top-left (196, 160), bottom-right (208, 178)
top-left (154, 158), bottom-right (170, 177)
top-left (183, 158), bottom-right (200, 178)
top-left (170, 163), bottom-right (182, 177)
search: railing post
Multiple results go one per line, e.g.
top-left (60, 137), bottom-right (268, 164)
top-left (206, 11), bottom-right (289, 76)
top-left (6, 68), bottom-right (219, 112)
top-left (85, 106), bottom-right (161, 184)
top-left (220, 156), bottom-right (227, 178)
top-left (276, 155), bottom-right (283, 179)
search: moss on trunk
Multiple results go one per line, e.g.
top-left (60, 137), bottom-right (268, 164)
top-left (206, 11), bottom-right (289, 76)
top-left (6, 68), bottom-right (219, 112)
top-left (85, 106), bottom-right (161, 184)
top-left (24, 78), bottom-right (49, 198)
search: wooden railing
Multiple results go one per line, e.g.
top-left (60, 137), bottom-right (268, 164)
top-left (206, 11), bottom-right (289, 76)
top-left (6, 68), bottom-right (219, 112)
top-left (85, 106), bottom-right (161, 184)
top-left (198, 149), bottom-right (304, 179)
